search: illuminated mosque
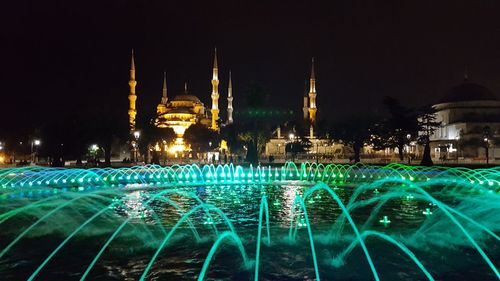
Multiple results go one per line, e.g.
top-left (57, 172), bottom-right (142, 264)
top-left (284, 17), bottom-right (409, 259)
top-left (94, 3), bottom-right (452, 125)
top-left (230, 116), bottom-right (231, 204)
top-left (127, 49), bottom-right (234, 155)
top-left (265, 58), bottom-right (342, 156)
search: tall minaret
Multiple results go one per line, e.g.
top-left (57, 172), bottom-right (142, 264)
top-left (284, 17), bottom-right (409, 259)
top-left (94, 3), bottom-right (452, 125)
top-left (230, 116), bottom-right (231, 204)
top-left (303, 80), bottom-right (309, 121)
top-left (227, 70), bottom-right (234, 124)
top-left (308, 57), bottom-right (317, 124)
top-left (156, 71), bottom-right (168, 114)
top-left (128, 49), bottom-right (137, 132)
top-left (211, 48), bottom-right (220, 130)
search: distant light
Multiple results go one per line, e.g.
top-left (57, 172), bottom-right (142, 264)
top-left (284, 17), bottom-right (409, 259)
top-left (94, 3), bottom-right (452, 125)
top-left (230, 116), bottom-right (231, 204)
top-left (34, 139), bottom-right (41, 146)
top-left (133, 131), bottom-right (141, 139)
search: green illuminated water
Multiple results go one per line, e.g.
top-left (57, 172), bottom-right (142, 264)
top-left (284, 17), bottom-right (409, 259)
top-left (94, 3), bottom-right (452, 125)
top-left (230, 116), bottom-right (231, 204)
top-left (0, 162), bottom-right (499, 280)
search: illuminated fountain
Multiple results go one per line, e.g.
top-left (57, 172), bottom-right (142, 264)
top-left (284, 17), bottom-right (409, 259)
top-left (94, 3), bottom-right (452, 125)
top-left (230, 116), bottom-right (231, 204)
top-left (0, 162), bottom-right (499, 280)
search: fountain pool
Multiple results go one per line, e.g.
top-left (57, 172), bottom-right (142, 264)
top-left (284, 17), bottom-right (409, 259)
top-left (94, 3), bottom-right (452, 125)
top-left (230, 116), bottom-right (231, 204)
top-left (0, 163), bottom-right (499, 280)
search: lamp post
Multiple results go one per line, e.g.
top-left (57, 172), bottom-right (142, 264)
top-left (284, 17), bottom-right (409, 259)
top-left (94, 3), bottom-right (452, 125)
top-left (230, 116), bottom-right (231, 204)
top-left (31, 139), bottom-right (41, 164)
top-left (315, 142), bottom-right (319, 163)
top-left (288, 133), bottom-right (296, 162)
top-left (406, 134), bottom-right (412, 164)
top-left (484, 137), bottom-right (489, 165)
top-left (133, 130), bottom-right (140, 163)
top-left (89, 144), bottom-right (100, 164)
top-left (0, 142), bottom-right (4, 164)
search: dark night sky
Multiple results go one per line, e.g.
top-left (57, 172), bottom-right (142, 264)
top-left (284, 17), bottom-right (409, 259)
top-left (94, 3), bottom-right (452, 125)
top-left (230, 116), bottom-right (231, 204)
top-left (2, 0), bottom-right (500, 135)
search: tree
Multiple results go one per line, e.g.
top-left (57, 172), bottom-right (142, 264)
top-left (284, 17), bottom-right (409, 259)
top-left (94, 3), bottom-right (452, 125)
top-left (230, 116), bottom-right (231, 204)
top-left (39, 113), bottom-right (96, 166)
top-left (89, 112), bottom-right (128, 166)
top-left (237, 82), bottom-right (274, 165)
top-left (184, 123), bottom-right (220, 154)
top-left (139, 121), bottom-right (176, 164)
top-left (331, 116), bottom-right (376, 163)
top-left (417, 105), bottom-right (441, 166)
top-left (379, 97), bottom-right (420, 161)
top-left (220, 123), bottom-right (243, 154)
top-left (285, 138), bottom-right (311, 161)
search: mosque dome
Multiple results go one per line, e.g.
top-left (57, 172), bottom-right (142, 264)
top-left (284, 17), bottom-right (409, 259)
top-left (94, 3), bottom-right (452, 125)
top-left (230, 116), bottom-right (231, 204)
top-left (171, 94), bottom-right (202, 104)
top-left (439, 80), bottom-right (498, 103)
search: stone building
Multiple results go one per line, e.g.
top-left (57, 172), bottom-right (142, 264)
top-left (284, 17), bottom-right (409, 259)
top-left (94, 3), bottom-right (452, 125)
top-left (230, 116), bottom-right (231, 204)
top-left (430, 78), bottom-right (500, 161)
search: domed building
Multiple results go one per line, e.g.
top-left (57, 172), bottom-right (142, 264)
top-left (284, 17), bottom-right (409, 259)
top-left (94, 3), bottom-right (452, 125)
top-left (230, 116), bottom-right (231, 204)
top-left (430, 77), bottom-right (500, 161)
top-left (155, 80), bottom-right (211, 137)
top-left (126, 49), bottom-right (235, 157)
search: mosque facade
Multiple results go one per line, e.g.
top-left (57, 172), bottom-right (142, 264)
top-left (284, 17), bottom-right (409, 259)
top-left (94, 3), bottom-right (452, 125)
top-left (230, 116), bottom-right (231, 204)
top-left (127, 49), bottom-right (233, 156)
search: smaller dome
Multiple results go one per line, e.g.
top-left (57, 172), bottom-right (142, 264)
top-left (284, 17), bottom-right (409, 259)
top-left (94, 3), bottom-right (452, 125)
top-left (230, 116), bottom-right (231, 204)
top-left (439, 80), bottom-right (498, 103)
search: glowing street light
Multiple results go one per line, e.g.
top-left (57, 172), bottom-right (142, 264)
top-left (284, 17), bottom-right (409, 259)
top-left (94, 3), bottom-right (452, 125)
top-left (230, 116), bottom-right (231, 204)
top-left (133, 130), bottom-right (140, 140)
top-left (31, 139), bottom-right (41, 164)
top-left (132, 130), bottom-right (141, 163)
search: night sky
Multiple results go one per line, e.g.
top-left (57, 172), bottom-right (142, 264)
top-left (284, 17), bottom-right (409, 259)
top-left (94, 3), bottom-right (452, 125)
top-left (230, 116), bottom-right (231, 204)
top-left (2, 0), bottom-right (500, 135)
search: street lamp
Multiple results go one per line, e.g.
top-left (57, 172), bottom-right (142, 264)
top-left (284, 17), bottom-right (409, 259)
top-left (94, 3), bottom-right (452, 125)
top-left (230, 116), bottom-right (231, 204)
top-left (89, 144), bottom-right (106, 164)
top-left (31, 139), bottom-right (41, 164)
top-left (0, 142), bottom-right (4, 164)
top-left (132, 131), bottom-right (140, 163)
top-left (484, 137), bottom-right (489, 165)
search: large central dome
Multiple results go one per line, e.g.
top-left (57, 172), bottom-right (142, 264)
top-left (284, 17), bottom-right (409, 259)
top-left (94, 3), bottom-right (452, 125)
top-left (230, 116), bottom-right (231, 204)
top-left (439, 80), bottom-right (498, 103)
top-left (171, 94), bottom-right (202, 103)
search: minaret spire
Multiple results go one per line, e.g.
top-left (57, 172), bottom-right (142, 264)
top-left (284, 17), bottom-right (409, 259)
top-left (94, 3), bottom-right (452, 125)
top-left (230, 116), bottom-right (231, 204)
top-left (308, 57), bottom-right (317, 125)
top-left (128, 49), bottom-right (138, 133)
top-left (211, 47), bottom-right (220, 130)
top-left (213, 47), bottom-right (218, 69)
top-left (303, 79), bottom-right (309, 121)
top-left (161, 71), bottom-right (168, 104)
top-left (227, 70), bottom-right (234, 124)
top-left (464, 65), bottom-right (469, 81)
top-left (156, 71), bottom-right (168, 114)
top-left (311, 57), bottom-right (315, 80)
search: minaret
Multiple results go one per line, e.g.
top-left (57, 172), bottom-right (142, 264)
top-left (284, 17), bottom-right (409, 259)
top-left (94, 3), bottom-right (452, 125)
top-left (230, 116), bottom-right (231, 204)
top-left (156, 71), bottom-right (168, 114)
top-left (308, 57), bottom-right (317, 124)
top-left (128, 49), bottom-right (137, 133)
top-left (303, 80), bottom-right (309, 121)
top-left (211, 48), bottom-right (220, 130)
top-left (161, 71), bottom-right (168, 104)
top-left (227, 70), bottom-right (234, 124)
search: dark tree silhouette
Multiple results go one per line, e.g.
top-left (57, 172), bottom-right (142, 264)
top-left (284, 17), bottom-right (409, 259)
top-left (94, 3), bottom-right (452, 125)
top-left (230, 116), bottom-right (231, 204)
top-left (331, 116), bottom-right (376, 163)
top-left (184, 123), bottom-right (220, 154)
top-left (139, 120), bottom-right (176, 164)
top-left (417, 105), bottom-right (441, 166)
top-left (285, 138), bottom-right (311, 162)
top-left (220, 123), bottom-right (243, 154)
top-left (89, 112), bottom-right (128, 166)
top-left (378, 97), bottom-right (420, 161)
top-left (238, 82), bottom-right (272, 165)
